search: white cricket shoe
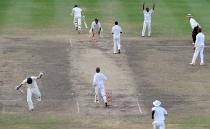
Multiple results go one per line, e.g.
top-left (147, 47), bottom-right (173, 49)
top-left (189, 62), bottom-right (195, 65)
top-left (200, 63), bottom-right (205, 66)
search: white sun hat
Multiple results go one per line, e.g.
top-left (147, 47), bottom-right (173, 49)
top-left (186, 14), bottom-right (192, 17)
top-left (153, 100), bottom-right (161, 107)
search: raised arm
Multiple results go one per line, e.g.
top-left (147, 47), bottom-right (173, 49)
top-left (143, 2), bottom-right (145, 10)
top-left (36, 72), bottom-right (44, 79)
top-left (153, 3), bottom-right (155, 10)
top-left (16, 79), bottom-right (27, 90)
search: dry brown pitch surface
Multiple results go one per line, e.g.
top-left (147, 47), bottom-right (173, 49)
top-left (0, 31), bottom-right (210, 129)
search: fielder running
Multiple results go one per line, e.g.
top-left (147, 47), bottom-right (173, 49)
top-left (186, 14), bottom-right (201, 44)
top-left (152, 100), bottom-right (168, 129)
top-left (112, 21), bottom-right (122, 54)
top-left (71, 5), bottom-right (83, 33)
top-left (89, 18), bottom-right (103, 41)
top-left (16, 72), bottom-right (44, 111)
top-left (190, 28), bottom-right (205, 65)
top-left (92, 67), bottom-right (108, 107)
top-left (141, 1), bottom-right (155, 37)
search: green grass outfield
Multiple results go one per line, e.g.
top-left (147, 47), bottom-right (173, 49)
top-left (0, 0), bottom-right (210, 39)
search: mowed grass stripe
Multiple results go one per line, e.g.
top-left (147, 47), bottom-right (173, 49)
top-left (97, 0), bottom-right (129, 33)
top-left (160, 0), bottom-right (190, 37)
top-left (118, 0), bottom-right (141, 36)
top-left (30, 0), bottom-right (55, 28)
top-left (54, 0), bottom-right (72, 28)
top-left (0, 0), bottom-right (11, 28)
top-left (3, 0), bottom-right (33, 28)
top-left (77, 0), bottom-right (101, 29)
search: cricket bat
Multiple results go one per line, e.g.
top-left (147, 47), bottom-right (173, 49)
top-left (82, 16), bottom-right (88, 29)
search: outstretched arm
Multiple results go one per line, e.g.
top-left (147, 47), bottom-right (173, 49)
top-left (16, 79), bottom-right (27, 90)
top-left (153, 3), bottom-right (155, 10)
top-left (36, 72), bottom-right (44, 79)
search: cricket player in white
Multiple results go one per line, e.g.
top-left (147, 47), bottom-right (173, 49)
top-left (152, 100), bottom-right (168, 129)
top-left (186, 14), bottom-right (201, 44)
top-left (190, 28), bottom-right (205, 65)
top-left (71, 5), bottom-right (83, 33)
top-left (112, 21), bottom-right (122, 54)
top-left (16, 72), bottom-right (44, 111)
top-left (141, 1), bottom-right (155, 37)
top-left (93, 67), bottom-right (108, 107)
top-left (89, 18), bottom-right (103, 40)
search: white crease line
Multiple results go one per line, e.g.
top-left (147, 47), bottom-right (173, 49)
top-left (137, 100), bottom-right (143, 115)
top-left (76, 99), bottom-right (80, 113)
top-left (69, 39), bottom-right (72, 48)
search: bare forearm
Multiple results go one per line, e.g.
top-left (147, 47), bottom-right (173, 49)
top-left (153, 3), bottom-right (155, 10)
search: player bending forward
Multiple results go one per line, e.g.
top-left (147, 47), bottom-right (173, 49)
top-left (89, 18), bottom-right (103, 41)
top-left (16, 72), bottom-right (44, 111)
top-left (152, 100), bottom-right (168, 129)
top-left (92, 67), bottom-right (108, 107)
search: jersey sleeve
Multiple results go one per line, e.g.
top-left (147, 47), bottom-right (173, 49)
top-left (102, 73), bottom-right (108, 80)
top-left (93, 74), bottom-right (97, 86)
top-left (91, 22), bottom-right (94, 29)
top-left (71, 8), bottom-right (74, 16)
top-left (98, 22), bottom-right (101, 28)
top-left (31, 76), bottom-right (38, 80)
top-left (163, 108), bottom-right (168, 115)
top-left (21, 79), bottom-right (27, 85)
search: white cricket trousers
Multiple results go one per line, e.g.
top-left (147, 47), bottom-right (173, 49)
top-left (113, 36), bottom-right (121, 53)
top-left (191, 46), bottom-right (204, 64)
top-left (153, 121), bottom-right (165, 129)
top-left (73, 16), bottom-right (81, 30)
top-left (95, 85), bottom-right (107, 103)
top-left (142, 21), bottom-right (151, 36)
top-left (27, 87), bottom-right (41, 110)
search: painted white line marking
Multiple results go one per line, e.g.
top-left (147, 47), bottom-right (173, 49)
top-left (69, 39), bottom-right (72, 48)
top-left (137, 101), bottom-right (143, 115)
top-left (76, 99), bottom-right (80, 113)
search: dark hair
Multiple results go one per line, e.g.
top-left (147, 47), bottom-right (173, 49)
top-left (198, 27), bottom-right (202, 32)
top-left (115, 21), bottom-right (118, 25)
top-left (27, 77), bottom-right (33, 84)
top-left (96, 67), bottom-right (100, 73)
top-left (95, 18), bottom-right (98, 23)
top-left (74, 5), bottom-right (78, 7)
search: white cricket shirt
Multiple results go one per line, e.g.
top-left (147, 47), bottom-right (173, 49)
top-left (190, 18), bottom-right (199, 29)
top-left (112, 25), bottom-right (122, 38)
top-left (152, 106), bottom-right (168, 122)
top-left (93, 73), bottom-right (107, 87)
top-left (143, 9), bottom-right (153, 22)
top-left (195, 32), bottom-right (205, 47)
top-left (91, 21), bottom-right (101, 29)
top-left (21, 76), bottom-right (39, 89)
top-left (72, 7), bottom-right (82, 17)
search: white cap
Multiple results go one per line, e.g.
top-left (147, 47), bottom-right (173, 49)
top-left (153, 100), bottom-right (161, 107)
top-left (186, 14), bottom-right (192, 17)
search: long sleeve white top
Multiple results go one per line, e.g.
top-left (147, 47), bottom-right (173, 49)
top-left (93, 73), bottom-right (107, 87)
top-left (195, 32), bottom-right (205, 47)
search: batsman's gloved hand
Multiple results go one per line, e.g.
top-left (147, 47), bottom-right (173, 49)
top-left (16, 86), bottom-right (20, 90)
